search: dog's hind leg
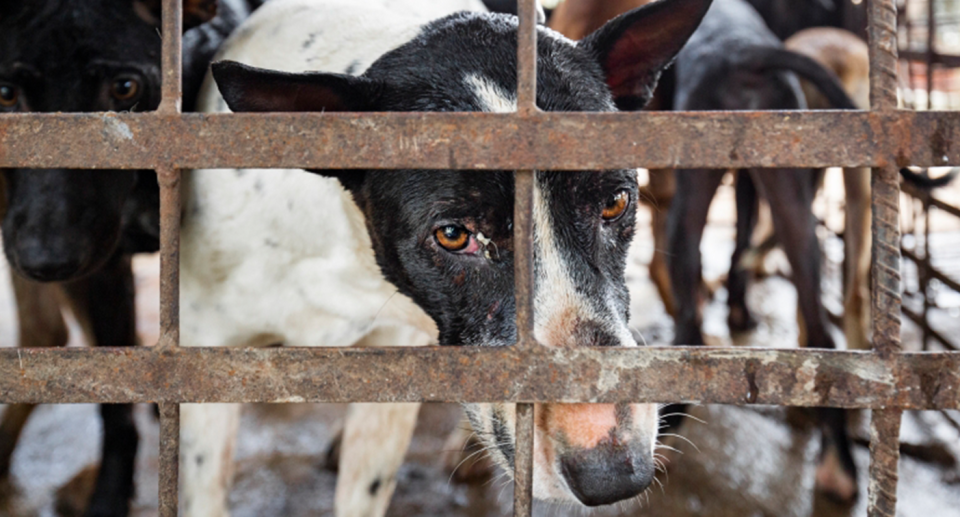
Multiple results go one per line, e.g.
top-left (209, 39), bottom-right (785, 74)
top-left (751, 168), bottom-right (858, 504)
top-left (667, 168), bottom-right (726, 346)
top-left (61, 253), bottom-right (139, 517)
top-left (0, 273), bottom-right (69, 481)
top-left (335, 403), bottom-right (420, 517)
top-left (663, 168), bottom-right (725, 434)
top-left (180, 403), bottom-right (241, 517)
top-left (843, 166), bottom-right (871, 351)
top-left (727, 170), bottom-right (760, 332)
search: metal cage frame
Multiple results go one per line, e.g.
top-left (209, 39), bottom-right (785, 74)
top-left (0, 0), bottom-right (958, 515)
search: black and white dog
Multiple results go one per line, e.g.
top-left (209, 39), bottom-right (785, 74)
top-left (180, 0), bottom-right (710, 514)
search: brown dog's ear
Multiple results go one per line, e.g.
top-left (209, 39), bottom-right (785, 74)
top-left (212, 61), bottom-right (383, 113)
top-left (579, 0), bottom-right (712, 110)
top-left (133, 0), bottom-right (217, 30)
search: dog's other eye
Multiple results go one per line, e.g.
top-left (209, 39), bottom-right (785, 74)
top-left (601, 190), bottom-right (630, 221)
top-left (110, 76), bottom-right (141, 102)
top-left (435, 225), bottom-right (471, 251)
top-left (0, 83), bottom-right (20, 108)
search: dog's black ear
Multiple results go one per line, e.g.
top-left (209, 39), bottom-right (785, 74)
top-left (579, 0), bottom-right (712, 110)
top-left (212, 61), bottom-right (382, 113)
top-left (213, 60), bottom-right (379, 194)
top-left (133, 0), bottom-right (218, 30)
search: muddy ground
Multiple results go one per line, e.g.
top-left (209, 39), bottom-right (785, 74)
top-left (0, 178), bottom-right (958, 516)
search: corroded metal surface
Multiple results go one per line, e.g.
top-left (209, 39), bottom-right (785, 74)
top-left (513, 403), bottom-right (534, 517)
top-left (158, 0), bottom-right (183, 114)
top-left (157, 168), bottom-right (181, 350)
top-left (1, 111), bottom-right (960, 170)
top-left (156, 2), bottom-right (182, 512)
top-left (0, 346), bottom-right (955, 408)
top-left (513, 3), bottom-right (536, 511)
top-left (868, 409), bottom-right (903, 517)
top-left (513, 170), bottom-right (535, 349)
top-left (158, 402), bottom-right (179, 517)
top-left (868, 0), bottom-right (904, 515)
top-left (516, 0), bottom-right (537, 115)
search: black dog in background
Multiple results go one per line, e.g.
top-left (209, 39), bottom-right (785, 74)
top-left (0, 2), bottom-right (258, 515)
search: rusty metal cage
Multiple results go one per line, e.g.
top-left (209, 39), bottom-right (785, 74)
top-left (0, 0), bottom-right (958, 515)
top-left (898, 0), bottom-right (960, 351)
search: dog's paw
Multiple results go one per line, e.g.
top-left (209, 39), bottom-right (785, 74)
top-left (727, 305), bottom-right (758, 333)
top-left (322, 429), bottom-right (342, 473)
top-left (55, 464), bottom-right (97, 517)
top-left (814, 448), bottom-right (858, 505)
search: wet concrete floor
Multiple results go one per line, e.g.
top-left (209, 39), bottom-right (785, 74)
top-left (1, 181), bottom-right (959, 516)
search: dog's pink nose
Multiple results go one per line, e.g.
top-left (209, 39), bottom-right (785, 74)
top-left (558, 438), bottom-right (655, 506)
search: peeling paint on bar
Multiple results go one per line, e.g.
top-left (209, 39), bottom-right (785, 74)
top-left (0, 346), bottom-right (955, 408)
top-left (1, 111), bottom-right (959, 170)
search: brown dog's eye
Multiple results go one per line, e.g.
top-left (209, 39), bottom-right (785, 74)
top-left (0, 83), bottom-right (19, 108)
top-left (110, 76), bottom-right (141, 102)
top-left (435, 225), bottom-right (470, 251)
top-left (602, 190), bottom-right (630, 221)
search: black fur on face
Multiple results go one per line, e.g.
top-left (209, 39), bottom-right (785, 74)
top-left (213, 1), bottom-right (710, 348)
top-left (0, 0), bottom-right (249, 281)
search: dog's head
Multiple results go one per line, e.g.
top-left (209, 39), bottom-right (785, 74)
top-left (213, 0), bottom-right (709, 506)
top-left (0, 0), bottom-right (220, 281)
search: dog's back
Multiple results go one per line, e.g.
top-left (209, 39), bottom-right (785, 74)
top-left (674, 0), bottom-right (802, 110)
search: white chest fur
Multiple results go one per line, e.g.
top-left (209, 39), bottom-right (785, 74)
top-left (180, 0), bottom-right (485, 349)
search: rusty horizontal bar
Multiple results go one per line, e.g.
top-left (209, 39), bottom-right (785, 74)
top-left (900, 49), bottom-right (960, 68)
top-left (902, 181), bottom-right (960, 219)
top-left (902, 247), bottom-right (960, 294)
top-left (902, 306), bottom-right (958, 351)
top-left (0, 346), bottom-right (955, 409)
top-left (0, 111), bottom-right (958, 170)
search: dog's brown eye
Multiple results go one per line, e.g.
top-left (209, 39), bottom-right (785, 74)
top-left (110, 76), bottom-right (140, 102)
top-left (602, 190), bottom-right (629, 221)
top-left (435, 225), bottom-right (470, 251)
top-left (0, 83), bottom-right (19, 108)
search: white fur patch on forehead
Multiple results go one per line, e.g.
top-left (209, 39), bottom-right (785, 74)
top-left (532, 180), bottom-right (593, 347)
top-left (465, 74), bottom-right (517, 113)
top-left (532, 179), bottom-right (637, 349)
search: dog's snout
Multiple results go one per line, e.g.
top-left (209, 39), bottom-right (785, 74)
top-left (11, 236), bottom-right (88, 282)
top-left (558, 439), bottom-right (655, 506)
top-left (575, 321), bottom-right (620, 347)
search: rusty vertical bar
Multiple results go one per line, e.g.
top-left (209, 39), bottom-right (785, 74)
top-left (922, 193), bottom-right (931, 350)
top-left (867, 0), bottom-right (903, 515)
top-left (516, 0), bottom-right (538, 114)
top-left (514, 168), bottom-right (535, 346)
top-left (514, 4), bottom-right (537, 516)
top-left (513, 403), bottom-right (535, 517)
top-left (868, 408), bottom-right (903, 517)
top-left (925, 0), bottom-right (936, 109)
top-left (157, 1), bottom-right (182, 514)
top-left (514, 0), bottom-right (538, 348)
top-left (158, 403), bottom-right (180, 517)
top-left (158, 0), bottom-right (183, 114)
top-left (157, 167), bottom-right (181, 349)
top-left (870, 0), bottom-right (900, 111)
top-left (868, 0), bottom-right (903, 355)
